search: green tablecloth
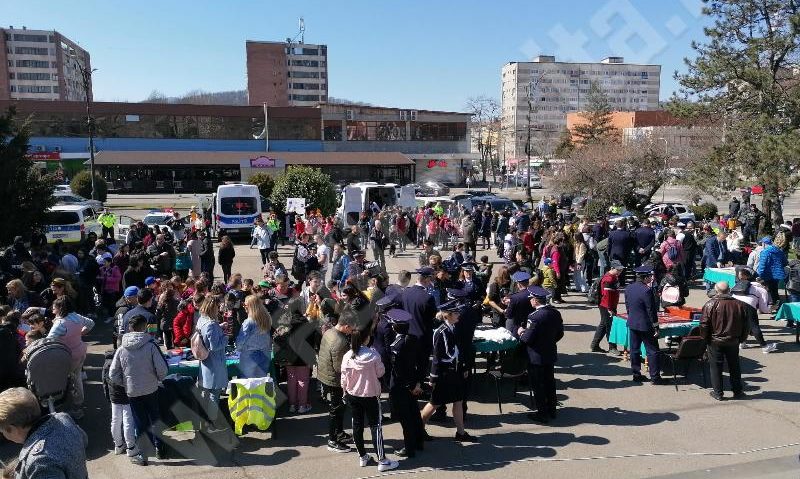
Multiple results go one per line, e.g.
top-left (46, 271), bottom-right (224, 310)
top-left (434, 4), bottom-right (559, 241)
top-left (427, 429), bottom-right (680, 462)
top-left (168, 357), bottom-right (241, 377)
top-left (610, 316), bottom-right (700, 352)
top-left (775, 302), bottom-right (800, 321)
top-left (703, 267), bottom-right (736, 285)
top-left (473, 338), bottom-right (518, 353)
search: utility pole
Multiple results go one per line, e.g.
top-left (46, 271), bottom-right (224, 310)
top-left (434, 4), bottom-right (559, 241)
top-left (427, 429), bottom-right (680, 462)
top-left (658, 137), bottom-right (668, 203)
top-left (525, 73), bottom-right (546, 202)
top-left (70, 49), bottom-right (97, 200)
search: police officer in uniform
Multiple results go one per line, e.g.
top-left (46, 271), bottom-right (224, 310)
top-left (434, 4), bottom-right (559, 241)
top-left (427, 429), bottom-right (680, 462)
top-left (401, 267), bottom-right (438, 376)
top-left (387, 308), bottom-right (425, 458)
top-left (518, 286), bottom-right (564, 423)
top-left (504, 271), bottom-right (533, 338)
top-left (420, 300), bottom-right (477, 442)
top-left (457, 262), bottom-right (485, 303)
top-left (625, 265), bottom-right (666, 384)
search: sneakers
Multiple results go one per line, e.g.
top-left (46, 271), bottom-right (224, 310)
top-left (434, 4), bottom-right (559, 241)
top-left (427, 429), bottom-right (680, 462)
top-left (297, 405), bottom-right (312, 414)
top-left (739, 342), bottom-right (749, 349)
top-left (337, 431), bottom-right (353, 444)
top-left (113, 445), bottom-right (125, 455)
top-left (378, 459), bottom-right (400, 472)
top-left (454, 431), bottom-right (479, 442)
top-left (130, 454), bottom-right (148, 466)
top-left (359, 454), bottom-right (374, 467)
top-left (327, 440), bottom-right (350, 453)
top-left (762, 343), bottom-right (778, 354)
top-left (590, 346), bottom-right (607, 353)
top-left (709, 391), bottom-right (724, 401)
top-left (288, 405), bottom-right (297, 414)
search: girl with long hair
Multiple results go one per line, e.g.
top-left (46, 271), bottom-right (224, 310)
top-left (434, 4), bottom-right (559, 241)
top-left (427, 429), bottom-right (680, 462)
top-left (236, 295), bottom-right (273, 378)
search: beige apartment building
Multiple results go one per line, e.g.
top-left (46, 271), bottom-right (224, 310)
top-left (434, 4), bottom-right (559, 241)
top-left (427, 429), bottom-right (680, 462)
top-left (501, 55), bottom-right (661, 162)
top-left (246, 40), bottom-right (328, 107)
top-left (0, 26), bottom-right (91, 102)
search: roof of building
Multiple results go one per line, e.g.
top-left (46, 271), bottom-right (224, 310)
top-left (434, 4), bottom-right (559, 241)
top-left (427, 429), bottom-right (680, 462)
top-left (92, 150), bottom-right (414, 166)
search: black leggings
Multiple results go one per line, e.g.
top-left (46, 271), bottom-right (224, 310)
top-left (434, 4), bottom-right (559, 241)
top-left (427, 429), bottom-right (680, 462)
top-left (259, 249), bottom-right (269, 265)
top-left (221, 263), bottom-right (232, 284)
top-left (347, 395), bottom-right (385, 460)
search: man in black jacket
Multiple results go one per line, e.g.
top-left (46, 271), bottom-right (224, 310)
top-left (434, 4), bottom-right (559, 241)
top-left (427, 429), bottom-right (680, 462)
top-left (518, 286), bottom-right (564, 423)
top-left (388, 309), bottom-right (425, 457)
top-left (198, 230), bottom-right (215, 280)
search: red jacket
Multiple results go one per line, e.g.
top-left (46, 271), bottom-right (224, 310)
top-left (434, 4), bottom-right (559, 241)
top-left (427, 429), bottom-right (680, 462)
top-left (172, 302), bottom-right (196, 347)
top-left (599, 272), bottom-right (620, 311)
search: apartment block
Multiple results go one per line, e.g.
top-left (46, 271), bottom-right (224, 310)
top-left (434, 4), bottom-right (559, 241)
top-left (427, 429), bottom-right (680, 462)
top-left (0, 26), bottom-right (91, 101)
top-left (246, 40), bottom-right (328, 107)
top-left (501, 55), bottom-right (661, 161)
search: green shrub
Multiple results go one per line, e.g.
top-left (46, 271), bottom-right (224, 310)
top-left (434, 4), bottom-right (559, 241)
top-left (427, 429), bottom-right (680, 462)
top-left (248, 172), bottom-right (275, 198)
top-left (270, 166), bottom-right (337, 216)
top-left (691, 202), bottom-right (718, 220)
top-left (70, 170), bottom-right (108, 202)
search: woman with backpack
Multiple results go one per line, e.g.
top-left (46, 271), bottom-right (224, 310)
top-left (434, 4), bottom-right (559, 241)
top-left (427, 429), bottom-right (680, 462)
top-left (194, 296), bottom-right (228, 430)
top-left (659, 230), bottom-right (685, 276)
top-left (658, 264), bottom-right (689, 309)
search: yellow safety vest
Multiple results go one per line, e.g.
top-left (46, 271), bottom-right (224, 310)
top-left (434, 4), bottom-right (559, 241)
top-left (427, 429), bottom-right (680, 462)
top-left (99, 213), bottom-right (116, 228)
top-left (227, 377), bottom-right (276, 435)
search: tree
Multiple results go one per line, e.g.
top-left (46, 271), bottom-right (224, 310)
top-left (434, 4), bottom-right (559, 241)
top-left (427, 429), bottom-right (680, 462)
top-left (248, 172), bottom-right (275, 198)
top-left (552, 137), bottom-right (670, 211)
top-left (571, 81), bottom-right (619, 144)
top-left (70, 171), bottom-right (108, 202)
top-left (466, 96), bottom-right (500, 182)
top-left (270, 166), bottom-right (337, 216)
top-left (553, 128), bottom-right (575, 158)
top-left (670, 0), bottom-right (800, 233)
top-left (0, 108), bottom-right (57, 245)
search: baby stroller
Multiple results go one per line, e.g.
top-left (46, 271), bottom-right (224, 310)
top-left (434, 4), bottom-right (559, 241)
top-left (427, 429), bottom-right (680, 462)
top-left (24, 339), bottom-right (73, 413)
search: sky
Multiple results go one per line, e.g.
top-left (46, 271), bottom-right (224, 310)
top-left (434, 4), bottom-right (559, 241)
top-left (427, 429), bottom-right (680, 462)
top-left (4, 0), bottom-right (711, 112)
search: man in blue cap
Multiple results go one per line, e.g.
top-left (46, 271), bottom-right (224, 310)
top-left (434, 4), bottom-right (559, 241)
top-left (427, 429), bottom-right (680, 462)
top-left (387, 309), bottom-right (425, 457)
top-left (112, 286), bottom-right (140, 348)
top-left (518, 285), bottom-right (564, 423)
top-left (625, 265), bottom-right (666, 384)
top-left (402, 267), bottom-right (438, 376)
top-left (755, 236), bottom-right (787, 312)
top-left (504, 270), bottom-right (533, 338)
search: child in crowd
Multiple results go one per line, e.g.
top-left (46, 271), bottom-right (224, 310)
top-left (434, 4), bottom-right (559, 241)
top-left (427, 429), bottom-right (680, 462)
top-left (103, 350), bottom-right (139, 460)
top-left (476, 255), bottom-right (493, 283)
top-left (540, 258), bottom-right (558, 300)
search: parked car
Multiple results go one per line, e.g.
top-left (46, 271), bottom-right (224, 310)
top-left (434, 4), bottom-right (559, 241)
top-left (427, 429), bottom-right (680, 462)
top-left (457, 195), bottom-right (520, 213)
top-left (52, 192), bottom-right (103, 210)
top-left (644, 203), bottom-right (696, 222)
top-left (414, 181), bottom-right (450, 197)
top-left (54, 185), bottom-right (72, 194)
top-left (450, 190), bottom-right (497, 201)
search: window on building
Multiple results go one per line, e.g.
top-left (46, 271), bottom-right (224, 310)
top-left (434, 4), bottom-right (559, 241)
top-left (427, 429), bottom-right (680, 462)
top-left (346, 121), bottom-right (406, 141)
top-left (13, 33), bottom-right (48, 42)
top-left (16, 85), bottom-right (51, 93)
top-left (289, 59), bottom-right (319, 67)
top-left (301, 48), bottom-right (318, 55)
top-left (16, 72), bottom-right (51, 80)
top-left (411, 122), bottom-right (466, 141)
top-left (15, 46), bottom-right (49, 55)
top-left (15, 59), bottom-right (50, 68)
top-left (323, 120), bottom-right (342, 141)
top-left (288, 71), bottom-right (319, 79)
top-left (290, 94), bottom-right (320, 102)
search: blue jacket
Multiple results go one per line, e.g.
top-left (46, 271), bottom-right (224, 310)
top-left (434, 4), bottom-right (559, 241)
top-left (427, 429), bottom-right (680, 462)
top-left (608, 229), bottom-right (633, 262)
top-left (702, 236), bottom-right (726, 268)
top-left (757, 245), bottom-right (787, 281)
top-left (196, 314), bottom-right (229, 390)
top-left (634, 226), bottom-right (656, 253)
top-left (625, 281), bottom-right (658, 332)
top-left (520, 305), bottom-right (564, 365)
top-left (401, 284), bottom-right (436, 340)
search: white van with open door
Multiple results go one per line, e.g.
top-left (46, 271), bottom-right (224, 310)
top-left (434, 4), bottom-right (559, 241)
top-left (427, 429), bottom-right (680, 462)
top-left (212, 184), bottom-right (262, 239)
top-left (338, 182), bottom-right (415, 226)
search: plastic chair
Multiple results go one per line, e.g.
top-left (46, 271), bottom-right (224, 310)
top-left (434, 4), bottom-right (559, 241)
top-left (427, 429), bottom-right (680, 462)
top-left (485, 343), bottom-right (532, 413)
top-left (662, 335), bottom-right (708, 391)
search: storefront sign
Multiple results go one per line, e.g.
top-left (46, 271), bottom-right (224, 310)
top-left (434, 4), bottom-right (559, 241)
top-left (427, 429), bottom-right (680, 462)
top-left (250, 156), bottom-right (277, 168)
top-left (27, 151), bottom-right (61, 161)
top-left (286, 197), bottom-right (306, 215)
top-left (426, 160), bottom-right (448, 168)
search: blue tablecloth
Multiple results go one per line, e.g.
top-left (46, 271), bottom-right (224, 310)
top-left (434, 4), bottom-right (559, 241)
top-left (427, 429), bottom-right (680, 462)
top-left (473, 337), bottom-right (518, 353)
top-left (703, 267), bottom-right (736, 285)
top-left (610, 316), bottom-right (700, 353)
top-left (775, 302), bottom-right (800, 322)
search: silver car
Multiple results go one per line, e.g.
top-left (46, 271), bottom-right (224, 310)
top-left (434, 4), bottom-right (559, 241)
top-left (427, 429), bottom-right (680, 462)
top-left (52, 192), bottom-right (103, 210)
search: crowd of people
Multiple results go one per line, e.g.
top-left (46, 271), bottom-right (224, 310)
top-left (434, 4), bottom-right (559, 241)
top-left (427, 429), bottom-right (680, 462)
top-left (0, 192), bottom-right (797, 477)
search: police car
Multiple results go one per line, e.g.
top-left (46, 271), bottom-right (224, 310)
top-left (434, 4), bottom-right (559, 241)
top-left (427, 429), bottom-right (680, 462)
top-left (116, 211), bottom-right (173, 243)
top-left (43, 205), bottom-right (102, 244)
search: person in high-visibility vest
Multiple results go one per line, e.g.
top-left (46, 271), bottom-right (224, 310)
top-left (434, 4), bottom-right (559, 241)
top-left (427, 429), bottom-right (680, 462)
top-left (98, 209), bottom-right (117, 240)
top-left (227, 377), bottom-right (276, 435)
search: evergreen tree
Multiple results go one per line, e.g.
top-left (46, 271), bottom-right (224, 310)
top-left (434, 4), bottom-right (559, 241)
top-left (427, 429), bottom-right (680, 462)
top-left (270, 166), bottom-right (337, 216)
top-left (571, 81), bottom-right (618, 144)
top-left (671, 0), bottom-right (800, 232)
top-left (0, 108), bottom-right (57, 245)
top-left (553, 128), bottom-right (575, 158)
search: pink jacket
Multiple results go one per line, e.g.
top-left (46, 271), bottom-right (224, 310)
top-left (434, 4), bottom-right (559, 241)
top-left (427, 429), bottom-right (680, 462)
top-left (97, 265), bottom-right (122, 294)
top-left (340, 346), bottom-right (385, 398)
top-left (660, 237), bottom-right (685, 269)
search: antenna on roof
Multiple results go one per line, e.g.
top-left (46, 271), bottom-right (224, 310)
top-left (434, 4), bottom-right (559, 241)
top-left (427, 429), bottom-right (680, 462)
top-left (298, 17), bottom-right (305, 44)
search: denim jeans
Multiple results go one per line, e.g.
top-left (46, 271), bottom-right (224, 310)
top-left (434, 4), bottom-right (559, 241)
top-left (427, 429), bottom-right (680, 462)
top-left (129, 392), bottom-right (161, 456)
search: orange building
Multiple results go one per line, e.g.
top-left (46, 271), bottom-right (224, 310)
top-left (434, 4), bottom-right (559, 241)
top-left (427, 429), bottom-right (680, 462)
top-left (566, 110), bottom-right (685, 142)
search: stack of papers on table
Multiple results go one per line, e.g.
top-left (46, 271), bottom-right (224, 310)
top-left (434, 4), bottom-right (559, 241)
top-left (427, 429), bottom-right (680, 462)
top-left (474, 327), bottom-right (516, 343)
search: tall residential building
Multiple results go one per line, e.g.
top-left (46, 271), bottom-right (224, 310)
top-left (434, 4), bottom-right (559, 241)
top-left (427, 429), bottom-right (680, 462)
top-left (246, 40), bottom-right (328, 107)
top-left (0, 26), bottom-right (91, 102)
top-left (501, 55), bottom-right (660, 162)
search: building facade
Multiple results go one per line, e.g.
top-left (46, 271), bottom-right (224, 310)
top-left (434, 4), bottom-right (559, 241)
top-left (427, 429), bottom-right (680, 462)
top-left (246, 40), bottom-right (328, 107)
top-left (501, 55), bottom-right (661, 162)
top-left (623, 125), bottom-right (722, 168)
top-left (0, 27), bottom-right (91, 102)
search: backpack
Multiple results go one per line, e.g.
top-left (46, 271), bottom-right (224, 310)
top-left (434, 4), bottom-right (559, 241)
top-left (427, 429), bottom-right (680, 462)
top-left (190, 327), bottom-right (209, 361)
top-left (666, 242), bottom-right (680, 262)
top-left (660, 285), bottom-right (681, 304)
top-left (586, 278), bottom-right (602, 305)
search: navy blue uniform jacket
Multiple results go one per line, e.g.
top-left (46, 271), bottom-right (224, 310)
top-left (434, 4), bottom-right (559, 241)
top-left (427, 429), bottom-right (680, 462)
top-left (520, 305), bottom-right (564, 365)
top-left (608, 229), bottom-right (633, 261)
top-left (504, 288), bottom-right (533, 338)
top-left (401, 284), bottom-right (436, 339)
top-left (624, 281), bottom-right (658, 332)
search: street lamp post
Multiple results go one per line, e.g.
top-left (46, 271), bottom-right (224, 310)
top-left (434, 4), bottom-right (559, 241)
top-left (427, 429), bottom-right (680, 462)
top-left (69, 49), bottom-right (97, 200)
top-left (658, 137), bottom-right (668, 203)
top-left (525, 73), bottom-right (545, 203)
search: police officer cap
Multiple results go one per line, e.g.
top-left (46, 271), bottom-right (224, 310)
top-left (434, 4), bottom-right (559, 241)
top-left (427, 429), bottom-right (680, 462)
top-left (385, 308), bottom-right (412, 324)
top-left (144, 276), bottom-right (156, 286)
top-left (124, 286), bottom-right (140, 298)
top-left (375, 291), bottom-right (400, 307)
top-left (634, 265), bottom-right (654, 275)
top-left (416, 266), bottom-right (435, 277)
top-left (511, 271), bottom-right (531, 283)
top-left (446, 288), bottom-right (468, 299)
top-left (437, 299), bottom-right (462, 312)
top-left (461, 262), bottom-right (476, 271)
top-left (527, 285), bottom-right (550, 299)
